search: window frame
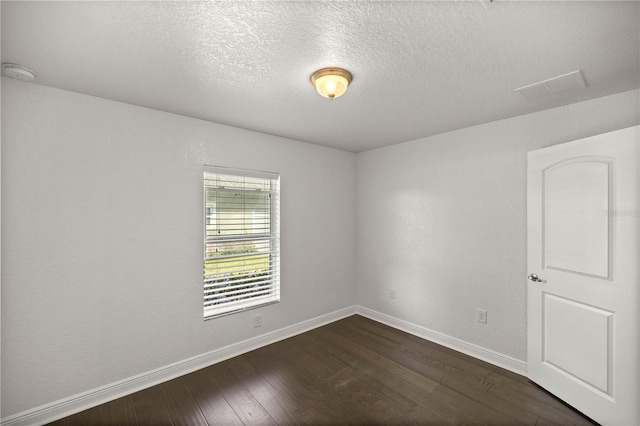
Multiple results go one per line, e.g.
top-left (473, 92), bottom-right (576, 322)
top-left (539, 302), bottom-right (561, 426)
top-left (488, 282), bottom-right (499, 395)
top-left (203, 166), bottom-right (280, 320)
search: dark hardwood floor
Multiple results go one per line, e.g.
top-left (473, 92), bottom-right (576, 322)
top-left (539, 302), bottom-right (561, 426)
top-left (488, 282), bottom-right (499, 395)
top-left (48, 315), bottom-right (597, 425)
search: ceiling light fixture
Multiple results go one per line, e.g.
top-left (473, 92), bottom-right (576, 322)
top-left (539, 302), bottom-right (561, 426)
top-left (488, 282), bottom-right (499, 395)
top-left (310, 67), bottom-right (352, 100)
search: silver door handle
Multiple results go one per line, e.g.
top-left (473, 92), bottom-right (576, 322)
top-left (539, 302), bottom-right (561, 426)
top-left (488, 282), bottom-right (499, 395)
top-left (528, 273), bottom-right (543, 282)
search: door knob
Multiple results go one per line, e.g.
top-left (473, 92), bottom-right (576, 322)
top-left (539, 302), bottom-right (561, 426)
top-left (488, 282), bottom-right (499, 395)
top-left (528, 273), bottom-right (542, 282)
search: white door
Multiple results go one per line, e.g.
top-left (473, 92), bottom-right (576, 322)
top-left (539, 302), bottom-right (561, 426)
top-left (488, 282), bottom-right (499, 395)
top-left (527, 126), bottom-right (639, 426)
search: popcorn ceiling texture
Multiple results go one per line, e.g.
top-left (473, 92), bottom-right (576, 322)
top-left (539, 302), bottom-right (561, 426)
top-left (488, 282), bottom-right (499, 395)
top-left (2, 1), bottom-right (638, 152)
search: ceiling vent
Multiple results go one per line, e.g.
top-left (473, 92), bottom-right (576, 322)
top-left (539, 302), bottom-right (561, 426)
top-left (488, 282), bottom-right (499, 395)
top-left (514, 70), bottom-right (586, 101)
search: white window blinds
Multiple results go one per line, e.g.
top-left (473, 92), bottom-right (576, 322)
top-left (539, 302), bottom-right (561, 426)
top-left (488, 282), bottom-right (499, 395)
top-left (203, 167), bottom-right (280, 319)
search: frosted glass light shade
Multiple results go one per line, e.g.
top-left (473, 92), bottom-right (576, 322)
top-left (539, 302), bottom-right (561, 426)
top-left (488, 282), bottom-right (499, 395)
top-left (310, 68), bottom-right (352, 99)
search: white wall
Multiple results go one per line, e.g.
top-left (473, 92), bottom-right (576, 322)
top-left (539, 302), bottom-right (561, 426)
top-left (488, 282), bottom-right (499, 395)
top-left (356, 89), bottom-right (640, 361)
top-left (0, 78), bottom-right (357, 417)
top-left (2, 76), bottom-right (638, 419)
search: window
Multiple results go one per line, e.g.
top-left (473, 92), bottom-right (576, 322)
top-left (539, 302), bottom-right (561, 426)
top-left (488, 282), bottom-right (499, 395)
top-left (203, 167), bottom-right (280, 319)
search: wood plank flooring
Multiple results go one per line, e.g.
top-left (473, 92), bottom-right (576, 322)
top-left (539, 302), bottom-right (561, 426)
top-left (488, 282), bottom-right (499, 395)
top-left (48, 315), bottom-right (597, 425)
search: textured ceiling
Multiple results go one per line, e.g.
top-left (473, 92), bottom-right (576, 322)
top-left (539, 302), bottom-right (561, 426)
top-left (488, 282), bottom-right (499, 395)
top-left (2, 1), bottom-right (639, 152)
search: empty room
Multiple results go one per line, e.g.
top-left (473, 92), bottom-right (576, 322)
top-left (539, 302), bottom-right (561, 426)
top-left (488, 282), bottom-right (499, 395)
top-left (1, 1), bottom-right (639, 425)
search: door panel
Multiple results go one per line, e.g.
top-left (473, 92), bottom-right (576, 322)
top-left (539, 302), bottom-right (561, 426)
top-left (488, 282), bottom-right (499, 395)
top-left (543, 293), bottom-right (612, 395)
top-left (527, 126), bottom-right (638, 426)
top-left (543, 160), bottom-right (610, 277)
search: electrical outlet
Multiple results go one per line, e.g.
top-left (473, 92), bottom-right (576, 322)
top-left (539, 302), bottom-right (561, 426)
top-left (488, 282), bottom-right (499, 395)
top-left (389, 289), bottom-right (396, 299)
top-left (254, 314), bottom-right (262, 328)
top-left (477, 309), bottom-right (487, 324)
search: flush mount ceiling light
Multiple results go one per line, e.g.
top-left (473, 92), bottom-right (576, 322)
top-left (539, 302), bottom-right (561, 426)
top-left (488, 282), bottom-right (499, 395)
top-left (310, 67), bottom-right (352, 100)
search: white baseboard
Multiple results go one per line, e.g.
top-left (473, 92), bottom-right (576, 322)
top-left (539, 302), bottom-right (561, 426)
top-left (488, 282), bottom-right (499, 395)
top-left (2, 305), bottom-right (527, 426)
top-left (1, 306), bottom-right (357, 426)
top-left (355, 305), bottom-right (528, 376)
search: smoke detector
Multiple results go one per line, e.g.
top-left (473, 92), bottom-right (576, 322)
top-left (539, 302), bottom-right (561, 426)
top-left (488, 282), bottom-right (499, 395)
top-left (2, 63), bottom-right (36, 82)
